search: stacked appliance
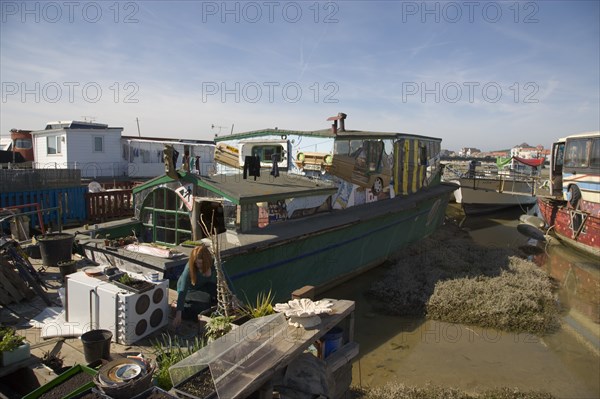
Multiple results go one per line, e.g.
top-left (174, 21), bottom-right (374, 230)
top-left (66, 271), bottom-right (169, 345)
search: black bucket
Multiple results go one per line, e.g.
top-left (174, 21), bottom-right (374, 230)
top-left (81, 329), bottom-right (112, 364)
top-left (37, 233), bottom-right (74, 267)
top-left (57, 260), bottom-right (78, 278)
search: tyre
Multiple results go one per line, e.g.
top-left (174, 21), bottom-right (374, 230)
top-left (568, 185), bottom-right (582, 209)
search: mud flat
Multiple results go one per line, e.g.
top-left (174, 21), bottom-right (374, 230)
top-left (322, 216), bottom-right (600, 399)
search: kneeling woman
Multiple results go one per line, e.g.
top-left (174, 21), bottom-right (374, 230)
top-left (172, 244), bottom-right (216, 328)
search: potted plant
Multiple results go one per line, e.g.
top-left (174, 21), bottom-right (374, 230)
top-left (152, 333), bottom-right (204, 391)
top-left (241, 289), bottom-right (275, 319)
top-left (204, 315), bottom-right (235, 343)
top-left (0, 326), bottom-right (30, 367)
top-left (113, 272), bottom-right (154, 294)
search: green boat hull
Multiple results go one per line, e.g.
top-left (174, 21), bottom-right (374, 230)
top-left (223, 185), bottom-right (454, 302)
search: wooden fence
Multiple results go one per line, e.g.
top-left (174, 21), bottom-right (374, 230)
top-left (85, 189), bottom-right (134, 223)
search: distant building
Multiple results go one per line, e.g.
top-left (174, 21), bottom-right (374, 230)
top-left (30, 121), bottom-right (214, 179)
top-left (511, 144), bottom-right (543, 159)
top-left (458, 147), bottom-right (481, 157)
top-left (488, 150), bottom-right (510, 158)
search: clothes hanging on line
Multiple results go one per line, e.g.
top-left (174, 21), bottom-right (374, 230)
top-left (270, 154), bottom-right (280, 178)
top-left (243, 155), bottom-right (261, 180)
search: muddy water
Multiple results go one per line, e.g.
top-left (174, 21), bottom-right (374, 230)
top-left (321, 205), bottom-right (600, 398)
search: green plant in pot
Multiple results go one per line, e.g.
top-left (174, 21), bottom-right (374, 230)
top-left (204, 315), bottom-right (235, 342)
top-left (241, 289), bottom-right (275, 319)
top-left (152, 333), bottom-right (204, 390)
top-left (0, 326), bottom-right (30, 367)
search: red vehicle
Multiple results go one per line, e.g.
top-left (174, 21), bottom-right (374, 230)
top-left (9, 129), bottom-right (34, 162)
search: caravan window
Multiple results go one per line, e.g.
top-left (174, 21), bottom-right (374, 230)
top-left (93, 136), bottom-right (104, 152)
top-left (46, 135), bottom-right (62, 155)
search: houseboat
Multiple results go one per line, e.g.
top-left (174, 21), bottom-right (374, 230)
top-left (81, 114), bottom-right (458, 301)
top-left (444, 157), bottom-right (542, 214)
top-left (537, 131), bottom-right (600, 258)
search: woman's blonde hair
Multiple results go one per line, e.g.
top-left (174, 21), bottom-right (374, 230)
top-left (189, 244), bottom-right (213, 285)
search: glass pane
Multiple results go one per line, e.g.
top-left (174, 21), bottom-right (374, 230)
top-left (178, 214), bottom-right (191, 230)
top-left (177, 231), bottom-right (192, 244)
top-left (155, 191), bottom-right (166, 209)
top-left (590, 138), bottom-right (600, 168)
top-left (334, 140), bottom-right (350, 156)
top-left (565, 139), bottom-right (588, 167)
top-left (15, 139), bottom-right (32, 149)
top-left (47, 136), bottom-right (56, 154)
top-left (93, 137), bottom-right (103, 152)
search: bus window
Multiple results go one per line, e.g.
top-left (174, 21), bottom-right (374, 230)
top-left (591, 138), bottom-right (600, 169)
top-left (554, 143), bottom-right (564, 167)
top-left (565, 139), bottom-right (588, 168)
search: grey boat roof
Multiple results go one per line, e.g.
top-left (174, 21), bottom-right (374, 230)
top-left (200, 172), bottom-right (338, 205)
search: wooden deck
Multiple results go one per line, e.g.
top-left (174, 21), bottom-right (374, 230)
top-left (0, 254), bottom-right (357, 398)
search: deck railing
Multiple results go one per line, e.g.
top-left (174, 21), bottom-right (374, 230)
top-left (85, 189), bottom-right (134, 222)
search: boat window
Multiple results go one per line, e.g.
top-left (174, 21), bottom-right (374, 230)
top-left (366, 141), bottom-right (383, 171)
top-left (141, 188), bottom-right (192, 245)
top-left (349, 140), bottom-right (363, 157)
top-left (250, 145), bottom-right (283, 163)
top-left (420, 144), bottom-right (427, 166)
top-left (333, 140), bottom-right (350, 156)
top-left (591, 138), bottom-right (600, 169)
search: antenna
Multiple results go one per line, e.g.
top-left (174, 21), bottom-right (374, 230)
top-left (211, 124), bottom-right (227, 135)
top-left (81, 116), bottom-right (96, 123)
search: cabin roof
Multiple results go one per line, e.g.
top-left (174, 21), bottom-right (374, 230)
top-left (214, 128), bottom-right (441, 142)
top-left (134, 171), bottom-right (338, 205)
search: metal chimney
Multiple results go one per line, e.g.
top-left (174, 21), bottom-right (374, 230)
top-left (327, 112), bottom-right (347, 134)
top-left (338, 113), bottom-right (347, 132)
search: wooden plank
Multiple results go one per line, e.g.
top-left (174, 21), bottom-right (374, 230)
top-left (0, 260), bottom-right (35, 300)
top-left (324, 341), bottom-right (359, 373)
top-left (232, 299), bottom-right (355, 399)
top-left (0, 283), bottom-right (13, 305)
top-left (0, 269), bottom-right (24, 302)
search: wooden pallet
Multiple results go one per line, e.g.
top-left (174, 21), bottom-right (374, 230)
top-left (0, 257), bottom-right (36, 305)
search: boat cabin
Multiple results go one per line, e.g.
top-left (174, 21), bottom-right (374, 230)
top-left (132, 113), bottom-right (444, 246)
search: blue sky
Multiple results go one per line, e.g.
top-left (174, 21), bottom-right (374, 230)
top-left (1, 1), bottom-right (598, 151)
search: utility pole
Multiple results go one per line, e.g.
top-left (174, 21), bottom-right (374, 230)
top-left (136, 117), bottom-right (141, 137)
